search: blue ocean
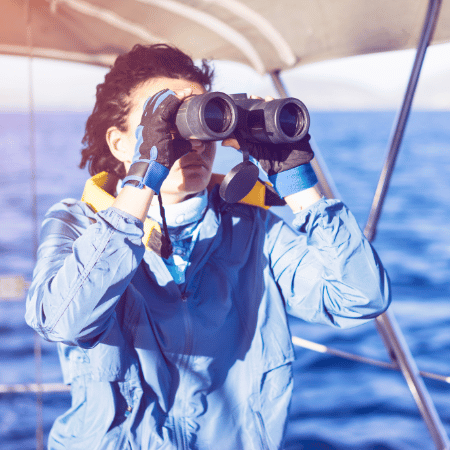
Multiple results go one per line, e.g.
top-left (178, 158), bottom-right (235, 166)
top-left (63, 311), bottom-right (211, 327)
top-left (1, 110), bottom-right (449, 449)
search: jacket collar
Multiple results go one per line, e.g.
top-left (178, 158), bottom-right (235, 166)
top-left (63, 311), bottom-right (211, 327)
top-left (81, 171), bottom-right (272, 253)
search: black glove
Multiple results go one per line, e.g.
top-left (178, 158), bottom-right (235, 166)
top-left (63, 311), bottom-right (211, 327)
top-left (236, 133), bottom-right (318, 198)
top-left (122, 89), bottom-right (192, 193)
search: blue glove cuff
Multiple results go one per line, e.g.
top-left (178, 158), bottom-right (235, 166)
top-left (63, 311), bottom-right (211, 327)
top-left (122, 160), bottom-right (170, 194)
top-left (268, 163), bottom-right (318, 198)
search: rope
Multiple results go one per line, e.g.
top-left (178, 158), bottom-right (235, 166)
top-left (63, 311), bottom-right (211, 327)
top-left (0, 383), bottom-right (71, 394)
top-left (25, 1), bottom-right (44, 449)
top-left (1, 339), bottom-right (449, 396)
top-left (291, 336), bottom-right (450, 384)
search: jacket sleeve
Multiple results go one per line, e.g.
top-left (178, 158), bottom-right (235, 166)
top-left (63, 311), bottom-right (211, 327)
top-left (25, 200), bottom-right (145, 347)
top-left (266, 198), bottom-right (391, 328)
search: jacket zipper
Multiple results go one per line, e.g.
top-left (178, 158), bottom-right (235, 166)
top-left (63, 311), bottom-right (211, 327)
top-left (181, 293), bottom-right (193, 360)
top-left (256, 411), bottom-right (271, 450)
top-left (179, 292), bottom-right (193, 450)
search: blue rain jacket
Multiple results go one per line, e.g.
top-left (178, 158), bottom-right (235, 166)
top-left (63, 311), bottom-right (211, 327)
top-left (25, 185), bottom-right (390, 450)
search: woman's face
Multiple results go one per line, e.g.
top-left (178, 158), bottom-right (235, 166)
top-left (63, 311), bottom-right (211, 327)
top-left (109, 77), bottom-right (216, 204)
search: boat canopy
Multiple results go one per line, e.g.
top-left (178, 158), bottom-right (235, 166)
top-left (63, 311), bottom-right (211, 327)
top-left (2, 0), bottom-right (450, 72)
top-left (2, 2), bottom-right (450, 449)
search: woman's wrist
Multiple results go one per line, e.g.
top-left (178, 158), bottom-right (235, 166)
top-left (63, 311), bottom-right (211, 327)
top-left (284, 184), bottom-right (322, 213)
top-left (112, 184), bottom-right (155, 222)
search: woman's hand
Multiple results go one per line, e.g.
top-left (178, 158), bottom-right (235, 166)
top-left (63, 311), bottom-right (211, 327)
top-left (220, 94), bottom-right (320, 211)
top-left (113, 88), bottom-right (194, 222)
top-left (123, 88), bottom-right (193, 193)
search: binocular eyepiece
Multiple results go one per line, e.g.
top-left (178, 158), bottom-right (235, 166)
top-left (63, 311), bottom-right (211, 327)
top-left (175, 92), bottom-right (310, 144)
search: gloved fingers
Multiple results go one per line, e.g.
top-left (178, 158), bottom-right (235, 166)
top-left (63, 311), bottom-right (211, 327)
top-left (142, 89), bottom-right (183, 124)
top-left (284, 138), bottom-right (315, 162)
top-left (249, 94), bottom-right (274, 102)
top-left (221, 135), bottom-right (240, 150)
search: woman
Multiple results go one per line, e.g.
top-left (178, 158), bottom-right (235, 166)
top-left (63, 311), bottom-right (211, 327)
top-left (25, 43), bottom-right (390, 449)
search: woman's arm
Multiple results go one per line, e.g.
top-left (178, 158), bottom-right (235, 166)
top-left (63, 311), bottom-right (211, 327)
top-left (284, 184), bottom-right (322, 213)
top-left (25, 200), bottom-right (145, 347)
top-left (267, 198), bottom-right (391, 328)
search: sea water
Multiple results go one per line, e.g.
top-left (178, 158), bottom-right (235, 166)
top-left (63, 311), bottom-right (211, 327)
top-left (0, 111), bottom-right (449, 450)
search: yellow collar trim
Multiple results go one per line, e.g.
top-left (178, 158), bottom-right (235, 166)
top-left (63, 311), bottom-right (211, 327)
top-left (81, 171), bottom-right (270, 251)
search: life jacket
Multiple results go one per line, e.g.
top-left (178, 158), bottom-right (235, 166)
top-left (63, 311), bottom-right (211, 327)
top-left (81, 171), bottom-right (284, 253)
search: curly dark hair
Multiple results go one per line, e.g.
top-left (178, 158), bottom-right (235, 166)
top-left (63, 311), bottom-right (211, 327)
top-left (79, 44), bottom-right (214, 190)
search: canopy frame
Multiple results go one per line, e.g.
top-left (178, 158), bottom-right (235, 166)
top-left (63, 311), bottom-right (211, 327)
top-left (270, 0), bottom-right (449, 448)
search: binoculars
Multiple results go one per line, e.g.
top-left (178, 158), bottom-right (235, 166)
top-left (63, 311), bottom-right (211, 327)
top-left (175, 92), bottom-right (310, 144)
top-left (175, 92), bottom-right (310, 203)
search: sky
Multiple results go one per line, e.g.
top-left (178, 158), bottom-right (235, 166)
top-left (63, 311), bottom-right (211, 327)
top-left (0, 42), bottom-right (449, 112)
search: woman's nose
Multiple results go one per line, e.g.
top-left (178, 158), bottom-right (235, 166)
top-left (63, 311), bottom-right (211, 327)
top-left (189, 139), bottom-right (206, 153)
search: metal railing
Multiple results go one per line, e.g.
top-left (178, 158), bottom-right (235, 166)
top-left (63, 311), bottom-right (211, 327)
top-left (270, 1), bottom-right (449, 448)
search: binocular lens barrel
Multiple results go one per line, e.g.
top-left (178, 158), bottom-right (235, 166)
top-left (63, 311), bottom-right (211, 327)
top-left (279, 103), bottom-right (302, 138)
top-left (175, 92), bottom-right (309, 143)
top-left (203, 98), bottom-right (234, 134)
top-left (252, 97), bottom-right (309, 143)
top-left (175, 92), bottom-right (237, 141)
